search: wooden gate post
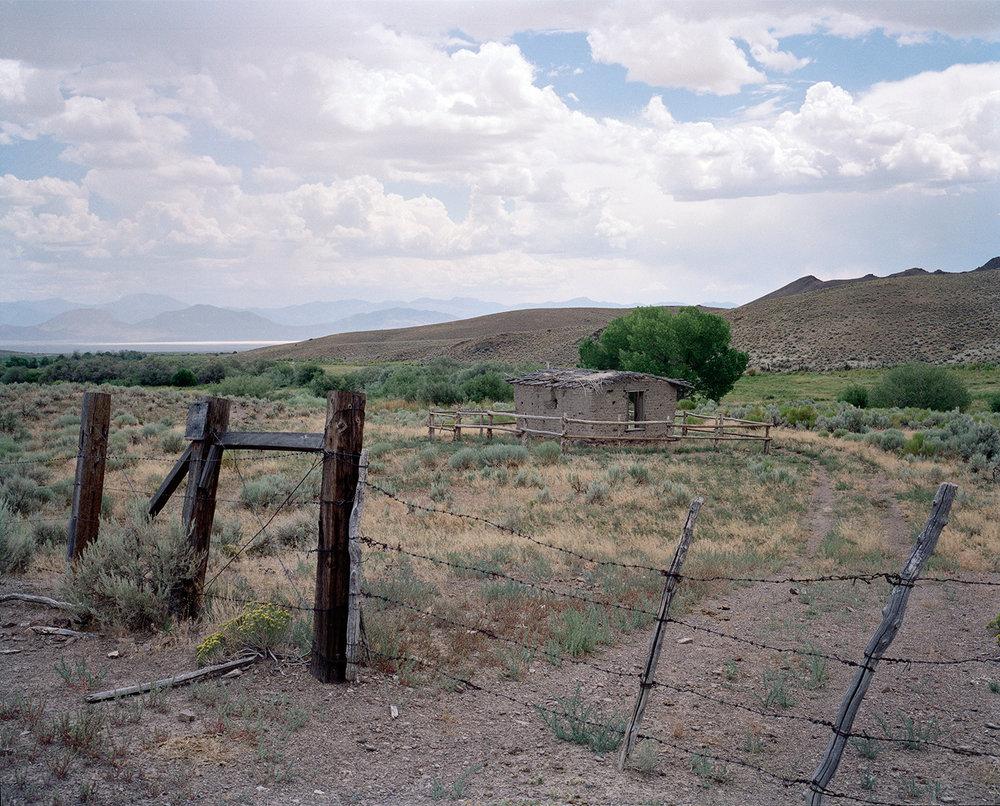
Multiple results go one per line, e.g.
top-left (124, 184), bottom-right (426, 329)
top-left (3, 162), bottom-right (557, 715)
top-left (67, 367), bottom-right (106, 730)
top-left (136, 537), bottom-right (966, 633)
top-left (174, 396), bottom-right (230, 619)
top-left (618, 497), bottom-right (703, 771)
top-left (453, 410), bottom-right (462, 441)
top-left (805, 483), bottom-right (958, 804)
top-left (312, 390), bottom-right (366, 683)
top-left (67, 391), bottom-right (112, 563)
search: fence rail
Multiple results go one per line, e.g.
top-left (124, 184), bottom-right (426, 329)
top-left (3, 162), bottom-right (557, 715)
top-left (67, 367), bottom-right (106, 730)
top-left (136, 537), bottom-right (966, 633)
top-left (427, 408), bottom-right (772, 451)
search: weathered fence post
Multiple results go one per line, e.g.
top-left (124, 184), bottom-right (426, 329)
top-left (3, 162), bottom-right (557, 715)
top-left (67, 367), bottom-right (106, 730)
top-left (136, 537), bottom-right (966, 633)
top-left (427, 410), bottom-right (434, 439)
top-left (67, 391), bottom-right (112, 563)
top-left (764, 423), bottom-right (771, 454)
top-left (345, 448), bottom-right (369, 683)
top-left (174, 396), bottom-right (230, 619)
top-left (713, 413), bottom-right (723, 449)
top-left (486, 411), bottom-right (494, 440)
top-left (618, 497), bottom-right (704, 771)
top-left (453, 410), bottom-right (462, 441)
top-left (805, 482), bottom-right (958, 804)
top-left (680, 411), bottom-right (688, 437)
top-left (559, 413), bottom-right (568, 449)
top-left (312, 390), bottom-right (366, 683)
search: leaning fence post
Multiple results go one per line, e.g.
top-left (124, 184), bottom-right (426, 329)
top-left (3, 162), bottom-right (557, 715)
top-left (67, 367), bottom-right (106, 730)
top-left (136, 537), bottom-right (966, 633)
top-left (345, 448), bottom-right (369, 683)
top-left (174, 396), bottom-right (230, 619)
top-left (312, 390), bottom-right (366, 683)
top-left (67, 391), bottom-right (112, 564)
top-left (805, 482), bottom-right (958, 804)
top-left (618, 497), bottom-right (704, 771)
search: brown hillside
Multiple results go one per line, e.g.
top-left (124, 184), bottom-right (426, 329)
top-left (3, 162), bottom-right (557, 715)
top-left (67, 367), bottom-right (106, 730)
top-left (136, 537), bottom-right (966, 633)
top-left (729, 269), bottom-right (1000, 371)
top-left (248, 307), bottom-right (643, 364)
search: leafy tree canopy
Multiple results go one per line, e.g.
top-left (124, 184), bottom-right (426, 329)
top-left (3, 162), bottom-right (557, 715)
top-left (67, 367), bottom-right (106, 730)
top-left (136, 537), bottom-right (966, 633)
top-left (578, 306), bottom-right (748, 401)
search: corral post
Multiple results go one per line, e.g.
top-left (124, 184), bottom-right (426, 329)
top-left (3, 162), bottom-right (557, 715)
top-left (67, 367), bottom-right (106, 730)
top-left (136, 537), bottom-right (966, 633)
top-left (453, 410), bottom-right (462, 441)
top-left (345, 447), bottom-right (369, 683)
top-left (618, 498), bottom-right (703, 771)
top-left (713, 413), bottom-right (722, 449)
top-left (312, 390), bottom-right (366, 683)
top-left (805, 483), bottom-right (957, 804)
top-left (680, 411), bottom-right (687, 437)
top-left (486, 412), bottom-right (494, 440)
top-left (66, 391), bottom-right (112, 564)
top-left (427, 411), bottom-right (434, 439)
top-left (764, 423), bottom-right (771, 454)
top-left (175, 396), bottom-right (230, 619)
top-left (559, 413), bottom-right (568, 449)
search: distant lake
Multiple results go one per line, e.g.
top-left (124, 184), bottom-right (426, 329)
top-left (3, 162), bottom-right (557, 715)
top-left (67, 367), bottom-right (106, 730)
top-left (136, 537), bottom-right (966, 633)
top-left (0, 340), bottom-right (291, 355)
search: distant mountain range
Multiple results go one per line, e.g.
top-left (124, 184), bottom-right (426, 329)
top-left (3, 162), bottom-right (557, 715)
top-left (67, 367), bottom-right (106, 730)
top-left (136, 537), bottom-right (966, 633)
top-left (0, 293), bottom-right (726, 350)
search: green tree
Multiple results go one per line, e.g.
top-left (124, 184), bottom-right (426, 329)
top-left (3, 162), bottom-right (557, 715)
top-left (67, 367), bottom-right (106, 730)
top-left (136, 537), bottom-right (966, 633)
top-left (578, 307), bottom-right (748, 401)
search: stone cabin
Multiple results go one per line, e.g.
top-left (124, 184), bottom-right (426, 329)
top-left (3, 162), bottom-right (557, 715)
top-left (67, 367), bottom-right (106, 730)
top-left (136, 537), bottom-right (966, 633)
top-left (507, 368), bottom-right (693, 439)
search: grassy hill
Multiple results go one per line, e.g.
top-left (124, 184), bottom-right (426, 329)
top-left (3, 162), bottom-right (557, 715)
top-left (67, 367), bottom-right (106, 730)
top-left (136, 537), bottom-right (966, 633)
top-left (729, 267), bottom-right (1000, 371)
top-left (248, 307), bottom-right (641, 364)
top-left (252, 263), bottom-right (1000, 371)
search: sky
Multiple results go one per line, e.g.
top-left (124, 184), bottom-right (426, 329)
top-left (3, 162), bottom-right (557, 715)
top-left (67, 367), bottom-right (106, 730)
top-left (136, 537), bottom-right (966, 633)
top-left (0, 1), bottom-right (998, 308)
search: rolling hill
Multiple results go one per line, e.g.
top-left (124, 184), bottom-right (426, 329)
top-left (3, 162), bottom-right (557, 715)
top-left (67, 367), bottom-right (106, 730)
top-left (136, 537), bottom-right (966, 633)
top-left (254, 258), bottom-right (1000, 371)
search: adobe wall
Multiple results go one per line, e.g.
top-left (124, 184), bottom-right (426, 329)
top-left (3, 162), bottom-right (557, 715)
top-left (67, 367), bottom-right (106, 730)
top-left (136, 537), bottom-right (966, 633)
top-left (513, 380), bottom-right (678, 439)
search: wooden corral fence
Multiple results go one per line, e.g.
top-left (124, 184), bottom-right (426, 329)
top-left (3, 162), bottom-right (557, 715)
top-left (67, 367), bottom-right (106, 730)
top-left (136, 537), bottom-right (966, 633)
top-left (427, 408), bottom-right (772, 452)
top-left (66, 389), bottom-right (368, 685)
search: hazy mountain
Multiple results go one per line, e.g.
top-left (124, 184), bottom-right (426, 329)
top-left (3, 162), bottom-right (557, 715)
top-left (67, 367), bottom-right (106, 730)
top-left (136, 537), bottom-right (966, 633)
top-left (96, 293), bottom-right (188, 324)
top-left (323, 307), bottom-right (453, 333)
top-left (0, 298), bottom-right (78, 327)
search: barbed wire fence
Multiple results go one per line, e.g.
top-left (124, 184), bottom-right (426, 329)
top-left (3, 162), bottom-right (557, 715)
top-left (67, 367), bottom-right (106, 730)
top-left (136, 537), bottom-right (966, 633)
top-left (4, 390), bottom-right (1000, 805)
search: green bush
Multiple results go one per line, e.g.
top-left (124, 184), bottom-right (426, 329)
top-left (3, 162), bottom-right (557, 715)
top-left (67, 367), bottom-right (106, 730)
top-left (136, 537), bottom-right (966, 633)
top-left (838, 385), bottom-right (869, 408)
top-left (448, 447), bottom-right (481, 470)
top-left (65, 510), bottom-right (197, 630)
top-left (539, 683), bottom-right (625, 754)
top-left (460, 372), bottom-right (512, 403)
top-left (240, 473), bottom-right (292, 508)
top-left (534, 441), bottom-right (562, 465)
top-left (0, 502), bottom-right (33, 573)
top-left (171, 368), bottom-right (197, 387)
top-left (988, 393), bottom-right (1000, 414)
top-left (481, 444), bottom-right (529, 467)
top-left (779, 404), bottom-right (817, 429)
top-left (869, 364), bottom-right (971, 412)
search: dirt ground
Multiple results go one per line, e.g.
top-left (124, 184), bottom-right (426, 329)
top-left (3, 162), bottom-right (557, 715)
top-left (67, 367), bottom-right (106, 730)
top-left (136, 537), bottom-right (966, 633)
top-left (3, 448), bottom-right (1000, 806)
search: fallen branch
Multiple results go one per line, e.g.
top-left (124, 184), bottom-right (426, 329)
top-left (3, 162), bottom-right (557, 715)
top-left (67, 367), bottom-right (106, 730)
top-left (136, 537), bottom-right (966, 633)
top-left (0, 593), bottom-right (78, 612)
top-left (31, 625), bottom-right (96, 638)
top-left (85, 653), bottom-right (260, 703)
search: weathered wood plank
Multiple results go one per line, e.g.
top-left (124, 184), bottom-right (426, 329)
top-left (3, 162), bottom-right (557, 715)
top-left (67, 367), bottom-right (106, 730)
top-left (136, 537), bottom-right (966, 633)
top-left (0, 593), bottom-right (77, 611)
top-left (618, 498), bottom-right (703, 771)
top-left (311, 391), bottom-right (366, 683)
top-left (175, 397), bottom-right (231, 619)
top-left (85, 654), bottom-right (259, 703)
top-left (345, 448), bottom-right (369, 683)
top-left (218, 431), bottom-right (324, 452)
top-left (806, 482), bottom-right (958, 804)
top-left (148, 445), bottom-right (191, 518)
top-left (67, 392), bottom-right (111, 563)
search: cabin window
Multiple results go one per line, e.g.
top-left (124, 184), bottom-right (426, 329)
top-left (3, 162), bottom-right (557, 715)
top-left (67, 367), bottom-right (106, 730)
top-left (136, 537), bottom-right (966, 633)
top-left (627, 390), bottom-right (645, 429)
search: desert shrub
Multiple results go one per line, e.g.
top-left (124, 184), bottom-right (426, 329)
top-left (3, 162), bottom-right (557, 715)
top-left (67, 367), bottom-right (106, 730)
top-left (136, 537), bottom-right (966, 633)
top-left (869, 364), bottom-right (971, 412)
top-left (660, 479), bottom-right (692, 506)
top-left (551, 606), bottom-right (611, 657)
top-left (481, 444), bottom-right (529, 467)
top-left (209, 374), bottom-right (274, 399)
top-left (676, 398), bottom-right (697, 411)
top-left (513, 469), bottom-right (545, 488)
top-left (0, 473), bottom-right (52, 514)
top-left (448, 447), bottom-right (481, 470)
top-left (534, 441), bottom-right (562, 465)
top-left (0, 502), bottom-right (33, 573)
top-left (779, 404), bottom-right (817, 429)
top-left (988, 394), bottom-right (1000, 414)
top-left (838, 385), bottom-right (870, 408)
top-left (539, 683), bottom-right (625, 754)
top-left (65, 510), bottom-right (197, 630)
top-left (196, 603), bottom-right (290, 665)
top-left (627, 463), bottom-right (652, 485)
top-left (747, 458), bottom-right (796, 486)
top-left (418, 445), bottom-right (440, 468)
top-left (160, 430), bottom-right (186, 453)
top-left (585, 480), bottom-right (609, 504)
top-left (817, 406), bottom-right (890, 434)
top-left (240, 473), bottom-right (291, 508)
top-left (866, 429), bottom-right (907, 452)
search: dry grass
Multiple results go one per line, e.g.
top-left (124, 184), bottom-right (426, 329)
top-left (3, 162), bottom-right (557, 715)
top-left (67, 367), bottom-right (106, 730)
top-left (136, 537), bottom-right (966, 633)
top-left (2, 382), bottom-right (998, 678)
